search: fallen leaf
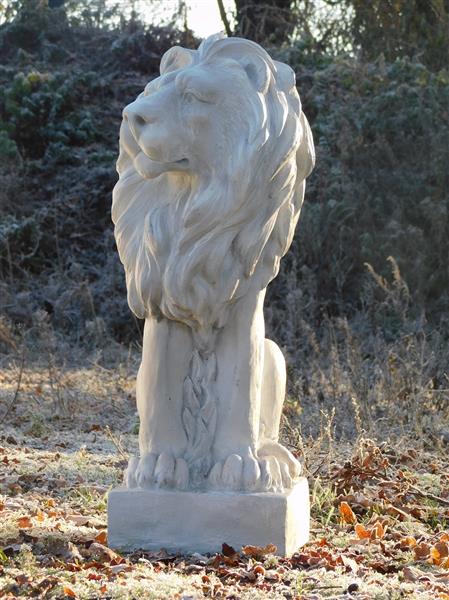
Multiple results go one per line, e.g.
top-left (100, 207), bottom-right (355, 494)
top-left (265, 569), bottom-right (281, 582)
top-left (400, 536), bottom-right (417, 548)
top-left (33, 577), bottom-right (58, 594)
top-left (44, 539), bottom-right (82, 562)
top-left (17, 516), bottom-right (32, 529)
top-left (339, 501), bottom-right (357, 524)
top-left (88, 542), bottom-right (122, 563)
top-left (431, 546), bottom-right (442, 565)
top-left (110, 564), bottom-right (129, 574)
top-left (95, 530), bottom-right (107, 544)
top-left (66, 514), bottom-right (90, 526)
top-left (414, 542), bottom-right (431, 560)
top-left (317, 537), bottom-right (329, 546)
top-left (430, 543), bottom-right (449, 566)
top-left (16, 574), bottom-right (32, 586)
top-left (403, 566), bottom-right (419, 582)
top-left (63, 586), bottom-right (77, 597)
top-left (36, 510), bottom-right (45, 523)
top-left (242, 544), bottom-right (277, 557)
top-left (371, 521), bottom-right (386, 540)
top-left (222, 543), bottom-right (237, 557)
top-left (355, 523), bottom-right (371, 539)
top-left (253, 565), bottom-right (266, 577)
top-left (341, 554), bottom-right (359, 572)
top-left (435, 542), bottom-right (449, 558)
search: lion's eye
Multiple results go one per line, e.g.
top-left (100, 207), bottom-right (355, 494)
top-left (183, 89), bottom-right (213, 104)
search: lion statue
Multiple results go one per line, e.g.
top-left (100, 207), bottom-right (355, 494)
top-left (112, 34), bottom-right (315, 493)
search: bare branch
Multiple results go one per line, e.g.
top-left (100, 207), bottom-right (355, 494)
top-left (216, 0), bottom-right (232, 37)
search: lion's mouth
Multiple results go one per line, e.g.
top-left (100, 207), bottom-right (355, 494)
top-left (159, 157), bottom-right (189, 168)
top-left (134, 152), bottom-right (190, 179)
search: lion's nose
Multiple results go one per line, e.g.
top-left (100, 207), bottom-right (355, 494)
top-left (123, 104), bottom-right (157, 140)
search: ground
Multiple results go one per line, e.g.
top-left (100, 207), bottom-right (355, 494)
top-left (0, 351), bottom-right (448, 600)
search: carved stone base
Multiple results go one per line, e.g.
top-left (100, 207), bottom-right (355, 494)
top-left (107, 478), bottom-right (309, 556)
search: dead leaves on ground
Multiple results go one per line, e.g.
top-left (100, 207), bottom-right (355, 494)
top-left (1, 437), bottom-right (449, 598)
top-left (413, 536), bottom-right (449, 568)
top-left (319, 439), bottom-right (449, 597)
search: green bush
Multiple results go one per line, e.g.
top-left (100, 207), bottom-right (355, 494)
top-left (0, 4), bottom-right (448, 348)
top-left (0, 70), bottom-right (101, 159)
top-left (269, 57), bottom-right (449, 332)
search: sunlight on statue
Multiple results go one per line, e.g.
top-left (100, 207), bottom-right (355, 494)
top-left (112, 33), bottom-right (315, 494)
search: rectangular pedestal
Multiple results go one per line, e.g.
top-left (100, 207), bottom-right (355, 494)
top-left (108, 478), bottom-right (309, 556)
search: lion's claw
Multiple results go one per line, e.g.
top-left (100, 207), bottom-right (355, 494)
top-left (125, 442), bottom-right (301, 492)
top-left (127, 451), bottom-right (188, 490)
top-left (221, 454), bottom-right (243, 490)
top-left (243, 453), bottom-right (261, 490)
top-left (135, 452), bottom-right (157, 488)
top-left (208, 444), bottom-right (300, 493)
top-left (154, 452), bottom-right (175, 487)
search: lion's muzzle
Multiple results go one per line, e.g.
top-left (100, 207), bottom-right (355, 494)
top-left (123, 101), bottom-right (157, 143)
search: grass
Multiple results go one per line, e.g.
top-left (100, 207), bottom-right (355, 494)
top-left (0, 335), bottom-right (448, 599)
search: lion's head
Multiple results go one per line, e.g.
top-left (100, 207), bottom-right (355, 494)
top-left (112, 34), bottom-right (315, 342)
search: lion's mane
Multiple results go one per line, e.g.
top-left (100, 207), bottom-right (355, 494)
top-left (112, 35), bottom-right (315, 343)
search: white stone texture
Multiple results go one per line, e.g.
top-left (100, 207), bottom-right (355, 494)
top-left (111, 33), bottom-right (314, 498)
top-left (108, 478), bottom-right (310, 556)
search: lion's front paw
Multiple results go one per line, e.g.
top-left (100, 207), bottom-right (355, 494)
top-left (207, 442), bottom-right (301, 493)
top-left (258, 440), bottom-right (301, 491)
top-left (125, 452), bottom-right (189, 490)
top-left (208, 448), bottom-right (261, 492)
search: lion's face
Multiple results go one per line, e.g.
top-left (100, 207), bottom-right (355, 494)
top-left (121, 59), bottom-right (257, 181)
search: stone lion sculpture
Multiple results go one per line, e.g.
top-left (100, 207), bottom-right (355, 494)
top-left (112, 34), bottom-right (315, 493)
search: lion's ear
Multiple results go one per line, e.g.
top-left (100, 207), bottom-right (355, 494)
top-left (160, 46), bottom-right (195, 75)
top-left (241, 55), bottom-right (271, 95)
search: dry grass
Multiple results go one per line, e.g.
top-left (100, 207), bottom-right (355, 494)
top-left (269, 259), bottom-right (449, 447)
top-left (0, 326), bottom-right (448, 599)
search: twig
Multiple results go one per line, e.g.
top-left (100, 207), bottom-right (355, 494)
top-left (0, 349), bottom-right (25, 424)
top-left (386, 504), bottom-right (412, 520)
top-left (310, 456), bottom-right (328, 478)
top-left (216, 0), bottom-right (232, 37)
top-left (408, 483), bottom-right (449, 507)
top-left (104, 425), bottom-right (129, 461)
top-left (314, 586), bottom-right (343, 590)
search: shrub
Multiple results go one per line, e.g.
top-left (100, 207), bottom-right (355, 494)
top-left (0, 69), bottom-right (102, 159)
top-left (269, 57), bottom-right (449, 330)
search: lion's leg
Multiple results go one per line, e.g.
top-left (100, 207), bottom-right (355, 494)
top-left (208, 290), bottom-right (265, 491)
top-left (259, 339), bottom-right (286, 443)
top-left (125, 317), bottom-right (192, 489)
top-left (257, 339), bottom-right (301, 490)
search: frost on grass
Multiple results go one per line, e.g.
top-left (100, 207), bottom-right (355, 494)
top-left (0, 357), bottom-right (448, 599)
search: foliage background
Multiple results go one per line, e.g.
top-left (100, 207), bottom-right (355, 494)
top-left (0, 0), bottom-right (448, 439)
top-left (0, 4), bottom-right (448, 598)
